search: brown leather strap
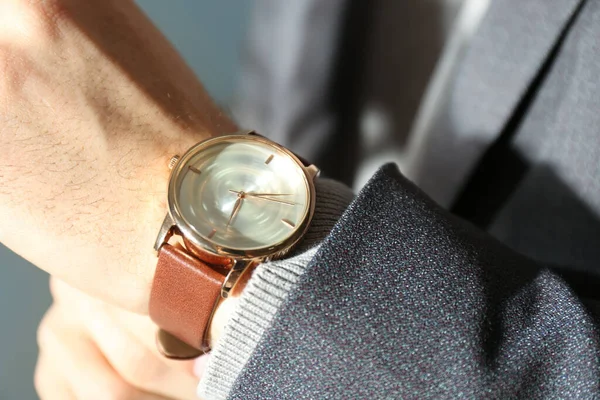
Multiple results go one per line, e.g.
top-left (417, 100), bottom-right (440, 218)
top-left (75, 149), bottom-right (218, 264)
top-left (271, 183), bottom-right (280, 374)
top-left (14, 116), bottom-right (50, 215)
top-left (149, 244), bottom-right (225, 353)
top-left (155, 329), bottom-right (203, 360)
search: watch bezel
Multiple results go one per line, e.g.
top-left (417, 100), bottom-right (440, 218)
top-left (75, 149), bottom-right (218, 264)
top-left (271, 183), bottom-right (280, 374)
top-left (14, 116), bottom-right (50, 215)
top-left (166, 133), bottom-right (317, 260)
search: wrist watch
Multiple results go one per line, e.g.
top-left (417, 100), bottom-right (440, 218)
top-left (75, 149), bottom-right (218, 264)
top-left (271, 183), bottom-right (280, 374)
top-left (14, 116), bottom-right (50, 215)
top-left (149, 131), bottom-right (318, 359)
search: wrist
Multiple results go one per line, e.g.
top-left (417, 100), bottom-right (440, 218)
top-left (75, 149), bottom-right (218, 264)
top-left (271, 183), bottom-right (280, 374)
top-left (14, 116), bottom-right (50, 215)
top-left (141, 124), bottom-right (239, 315)
top-left (207, 258), bottom-right (257, 346)
top-left (209, 297), bottom-right (238, 347)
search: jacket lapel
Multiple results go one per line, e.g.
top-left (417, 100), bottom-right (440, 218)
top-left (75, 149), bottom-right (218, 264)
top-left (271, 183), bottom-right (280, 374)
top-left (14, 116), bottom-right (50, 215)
top-left (409, 0), bottom-right (583, 208)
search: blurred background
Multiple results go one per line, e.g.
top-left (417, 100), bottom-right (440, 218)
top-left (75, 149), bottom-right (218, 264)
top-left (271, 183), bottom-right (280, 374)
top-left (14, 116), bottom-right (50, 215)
top-left (0, 1), bottom-right (253, 398)
top-left (0, 0), bottom-right (466, 398)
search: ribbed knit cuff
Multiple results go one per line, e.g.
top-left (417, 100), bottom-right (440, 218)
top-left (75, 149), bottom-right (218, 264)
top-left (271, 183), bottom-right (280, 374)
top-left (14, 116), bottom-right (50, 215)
top-left (198, 178), bottom-right (354, 400)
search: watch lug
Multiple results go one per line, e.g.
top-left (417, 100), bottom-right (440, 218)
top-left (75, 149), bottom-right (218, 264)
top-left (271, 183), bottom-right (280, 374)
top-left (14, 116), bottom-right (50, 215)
top-left (154, 213), bottom-right (175, 252)
top-left (305, 164), bottom-right (320, 179)
top-left (221, 259), bottom-right (252, 298)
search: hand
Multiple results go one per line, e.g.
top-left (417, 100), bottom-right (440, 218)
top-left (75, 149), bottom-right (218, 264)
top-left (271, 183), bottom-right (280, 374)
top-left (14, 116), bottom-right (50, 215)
top-left (228, 190), bottom-right (298, 206)
top-left (0, 0), bottom-right (237, 313)
top-left (228, 191), bottom-right (293, 197)
top-left (245, 193), bottom-right (298, 206)
top-left (226, 195), bottom-right (244, 228)
top-left (35, 278), bottom-right (203, 400)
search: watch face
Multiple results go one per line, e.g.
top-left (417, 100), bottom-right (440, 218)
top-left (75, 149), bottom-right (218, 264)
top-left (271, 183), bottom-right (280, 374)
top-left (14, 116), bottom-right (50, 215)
top-left (170, 135), bottom-right (313, 255)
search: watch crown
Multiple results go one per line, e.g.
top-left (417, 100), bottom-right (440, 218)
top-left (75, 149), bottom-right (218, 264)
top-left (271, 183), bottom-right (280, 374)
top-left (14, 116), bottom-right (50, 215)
top-left (168, 155), bottom-right (180, 170)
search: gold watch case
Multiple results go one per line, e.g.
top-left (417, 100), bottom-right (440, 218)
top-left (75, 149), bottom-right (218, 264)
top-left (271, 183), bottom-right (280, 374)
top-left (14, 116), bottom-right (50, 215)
top-left (154, 131), bottom-right (319, 298)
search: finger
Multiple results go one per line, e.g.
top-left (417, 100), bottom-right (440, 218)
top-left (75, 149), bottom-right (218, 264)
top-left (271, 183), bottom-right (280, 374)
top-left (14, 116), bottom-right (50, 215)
top-left (51, 278), bottom-right (200, 399)
top-left (35, 350), bottom-right (76, 400)
top-left (37, 305), bottom-right (170, 400)
top-left (90, 304), bottom-right (200, 399)
top-left (51, 277), bottom-right (198, 375)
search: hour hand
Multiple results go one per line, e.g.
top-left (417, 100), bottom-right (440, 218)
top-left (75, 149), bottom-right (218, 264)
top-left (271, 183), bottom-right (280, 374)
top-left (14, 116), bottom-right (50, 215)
top-left (226, 197), bottom-right (243, 228)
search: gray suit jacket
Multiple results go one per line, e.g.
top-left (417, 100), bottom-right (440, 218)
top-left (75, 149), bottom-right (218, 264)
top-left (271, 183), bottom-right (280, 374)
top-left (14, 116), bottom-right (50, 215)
top-left (229, 0), bottom-right (600, 398)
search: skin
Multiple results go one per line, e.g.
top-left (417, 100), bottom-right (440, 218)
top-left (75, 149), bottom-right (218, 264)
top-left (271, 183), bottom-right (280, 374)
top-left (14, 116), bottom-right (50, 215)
top-left (0, 0), bottom-right (240, 398)
top-left (37, 278), bottom-right (201, 400)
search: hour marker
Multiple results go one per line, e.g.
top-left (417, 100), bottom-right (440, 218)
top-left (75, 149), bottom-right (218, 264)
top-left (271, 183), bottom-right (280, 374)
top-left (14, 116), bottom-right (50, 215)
top-left (281, 219), bottom-right (296, 228)
top-left (265, 154), bottom-right (274, 164)
top-left (207, 228), bottom-right (217, 239)
top-left (189, 166), bottom-right (202, 174)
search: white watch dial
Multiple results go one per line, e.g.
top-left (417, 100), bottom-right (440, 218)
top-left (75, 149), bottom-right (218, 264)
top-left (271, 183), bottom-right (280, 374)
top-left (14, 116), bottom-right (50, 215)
top-left (173, 136), bottom-right (311, 251)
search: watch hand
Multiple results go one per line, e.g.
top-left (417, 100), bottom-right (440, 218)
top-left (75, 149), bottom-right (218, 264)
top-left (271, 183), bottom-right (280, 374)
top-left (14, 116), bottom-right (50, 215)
top-left (227, 189), bottom-right (297, 205)
top-left (245, 192), bottom-right (293, 197)
top-left (244, 194), bottom-right (298, 206)
top-left (228, 190), bottom-right (292, 197)
top-left (226, 196), bottom-right (243, 228)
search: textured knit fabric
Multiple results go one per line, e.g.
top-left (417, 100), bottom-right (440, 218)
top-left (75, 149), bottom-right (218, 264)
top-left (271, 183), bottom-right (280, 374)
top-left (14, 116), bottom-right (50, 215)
top-left (199, 178), bottom-right (354, 399)
top-left (229, 165), bottom-right (600, 399)
top-left (200, 0), bottom-right (600, 398)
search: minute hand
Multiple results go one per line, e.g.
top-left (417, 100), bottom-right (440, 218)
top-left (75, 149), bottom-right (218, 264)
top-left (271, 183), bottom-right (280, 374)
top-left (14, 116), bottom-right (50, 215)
top-left (244, 193), bottom-right (298, 206)
top-left (244, 192), bottom-right (292, 197)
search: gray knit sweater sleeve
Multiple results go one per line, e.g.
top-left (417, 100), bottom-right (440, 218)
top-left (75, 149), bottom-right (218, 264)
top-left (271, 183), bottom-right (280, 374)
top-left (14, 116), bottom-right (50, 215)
top-left (198, 178), bottom-right (354, 400)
